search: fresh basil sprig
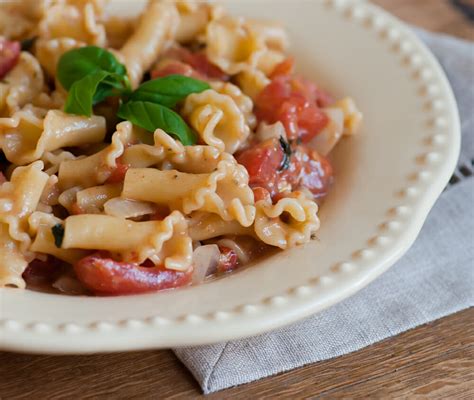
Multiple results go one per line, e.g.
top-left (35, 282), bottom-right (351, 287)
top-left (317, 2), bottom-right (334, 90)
top-left (64, 70), bottom-right (111, 117)
top-left (57, 46), bottom-right (128, 90)
top-left (58, 46), bottom-right (130, 116)
top-left (118, 101), bottom-right (196, 146)
top-left (130, 75), bottom-right (210, 108)
top-left (58, 46), bottom-right (210, 144)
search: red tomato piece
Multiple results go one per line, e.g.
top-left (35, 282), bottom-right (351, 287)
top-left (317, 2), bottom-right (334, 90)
top-left (283, 146), bottom-right (333, 198)
top-left (105, 158), bottom-right (130, 184)
top-left (22, 257), bottom-right (63, 286)
top-left (237, 139), bottom-right (333, 201)
top-left (152, 46), bottom-right (229, 81)
top-left (217, 246), bottom-right (239, 273)
top-left (74, 253), bottom-right (192, 295)
top-left (235, 138), bottom-right (284, 199)
top-left (151, 59), bottom-right (203, 80)
top-left (0, 39), bottom-right (20, 79)
top-left (0, 172), bottom-right (7, 184)
top-left (252, 187), bottom-right (272, 203)
top-left (255, 74), bottom-right (332, 142)
top-left (270, 57), bottom-right (295, 79)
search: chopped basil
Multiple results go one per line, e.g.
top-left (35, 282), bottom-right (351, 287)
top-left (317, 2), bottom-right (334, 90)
top-left (52, 224), bottom-right (65, 248)
top-left (279, 136), bottom-right (292, 171)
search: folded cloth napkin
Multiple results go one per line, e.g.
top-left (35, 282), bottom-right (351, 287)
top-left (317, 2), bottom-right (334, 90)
top-left (174, 29), bottom-right (474, 394)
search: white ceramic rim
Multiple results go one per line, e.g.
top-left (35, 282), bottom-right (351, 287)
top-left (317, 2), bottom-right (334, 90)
top-left (0, 0), bottom-right (460, 354)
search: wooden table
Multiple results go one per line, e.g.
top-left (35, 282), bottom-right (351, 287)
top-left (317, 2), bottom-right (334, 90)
top-left (1, 1), bottom-right (473, 399)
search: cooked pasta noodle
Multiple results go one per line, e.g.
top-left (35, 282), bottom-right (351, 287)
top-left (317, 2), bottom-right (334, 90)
top-left (0, 0), bottom-right (361, 294)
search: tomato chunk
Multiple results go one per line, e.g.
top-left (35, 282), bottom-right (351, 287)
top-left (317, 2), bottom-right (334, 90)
top-left (236, 139), bottom-right (333, 201)
top-left (0, 172), bottom-right (7, 184)
top-left (217, 246), bottom-right (239, 273)
top-left (22, 257), bottom-right (63, 286)
top-left (74, 253), bottom-right (192, 295)
top-left (152, 46), bottom-right (229, 81)
top-left (236, 138), bottom-right (284, 198)
top-left (0, 39), bottom-right (20, 79)
top-left (105, 158), bottom-right (130, 184)
top-left (283, 146), bottom-right (333, 199)
top-left (151, 59), bottom-right (203, 80)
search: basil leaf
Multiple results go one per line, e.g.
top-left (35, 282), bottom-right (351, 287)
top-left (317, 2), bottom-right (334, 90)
top-left (117, 101), bottom-right (196, 145)
top-left (64, 70), bottom-right (111, 116)
top-left (130, 75), bottom-right (210, 108)
top-left (57, 46), bottom-right (127, 90)
top-left (279, 136), bottom-right (292, 171)
top-left (52, 224), bottom-right (65, 248)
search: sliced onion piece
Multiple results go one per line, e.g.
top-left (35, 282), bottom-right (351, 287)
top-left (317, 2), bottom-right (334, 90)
top-left (192, 244), bottom-right (220, 284)
top-left (104, 198), bottom-right (156, 218)
top-left (308, 108), bottom-right (344, 156)
top-left (256, 121), bottom-right (287, 142)
top-left (53, 275), bottom-right (88, 295)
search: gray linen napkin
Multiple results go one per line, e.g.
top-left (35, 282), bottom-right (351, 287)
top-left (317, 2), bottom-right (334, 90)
top-left (174, 29), bottom-right (474, 394)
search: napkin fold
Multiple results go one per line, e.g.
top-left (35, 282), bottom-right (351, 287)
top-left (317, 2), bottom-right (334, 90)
top-left (174, 29), bottom-right (474, 394)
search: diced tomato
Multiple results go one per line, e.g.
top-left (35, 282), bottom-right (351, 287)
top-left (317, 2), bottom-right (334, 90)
top-left (151, 46), bottom-right (229, 81)
top-left (22, 257), bottom-right (63, 286)
top-left (236, 138), bottom-right (284, 199)
top-left (0, 39), bottom-right (20, 79)
top-left (74, 253), bottom-right (192, 295)
top-left (70, 203), bottom-right (84, 215)
top-left (0, 172), bottom-right (7, 184)
top-left (151, 60), bottom-right (203, 80)
top-left (256, 75), bottom-right (330, 142)
top-left (252, 187), bottom-right (272, 203)
top-left (283, 146), bottom-right (333, 199)
top-left (236, 139), bottom-right (333, 201)
top-left (106, 158), bottom-right (130, 184)
top-left (270, 57), bottom-right (295, 79)
top-left (217, 246), bottom-right (239, 273)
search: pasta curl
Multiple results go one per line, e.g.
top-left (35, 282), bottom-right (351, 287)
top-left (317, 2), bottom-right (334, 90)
top-left (254, 193), bottom-right (320, 249)
top-left (182, 89), bottom-right (251, 153)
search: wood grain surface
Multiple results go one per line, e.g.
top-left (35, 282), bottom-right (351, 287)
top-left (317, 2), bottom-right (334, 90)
top-left (1, 1), bottom-right (473, 399)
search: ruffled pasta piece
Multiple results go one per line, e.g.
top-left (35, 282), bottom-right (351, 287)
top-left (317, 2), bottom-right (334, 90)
top-left (0, 223), bottom-right (28, 288)
top-left (254, 192), bottom-right (320, 249)
top-left (42, 150), bottom-right (76, 175)
top-left (38, 2), bottom-right (107, 46)
top-left (0, 107), bottom-right (106, 165)
top-left (123, 158), bottom-right (255, 227)
top-left (205, 16), bottom-right (288, 76)
top-left (182, 89), bottom-right (250, 154)
top-left (120, 0), bottom-right (179, 88)
top-left (187, 212), bottom-right (252, 241)
top-left (309, 108), bottom-right (344, 156)
top-left (29, 211), bottom-right (87, 264)
top-left (174, 0), bottom-right (224, 43)
top-left (335, 97), bottom-right (363, 136)
top-left (235, 68), bottom-right (270, 101)
top-left (62, 211), bottom-right (193, 270)
top-left (58, 121), bottom-right (132, 189)
top-left (0, 52), bottom-right (45, 116)
top-left (210, 81), bottom-right (257, 129)
top-left (0, 8), bottom-right (35, 40)
top-left (35, 37), bottom-right (85, 78)
top-left (0, 161), bottom-right (49, 256)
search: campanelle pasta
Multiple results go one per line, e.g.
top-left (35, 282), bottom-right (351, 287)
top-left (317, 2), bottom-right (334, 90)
top-left (0, 0), bottom-right (362, 295)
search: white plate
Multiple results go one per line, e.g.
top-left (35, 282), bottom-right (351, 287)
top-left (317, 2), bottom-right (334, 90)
top-left (0, 0), bottom-right (460, 354)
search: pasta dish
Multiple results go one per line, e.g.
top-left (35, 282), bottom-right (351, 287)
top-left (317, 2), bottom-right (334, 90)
top-left (0, 0), bottom-right (362, 295)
